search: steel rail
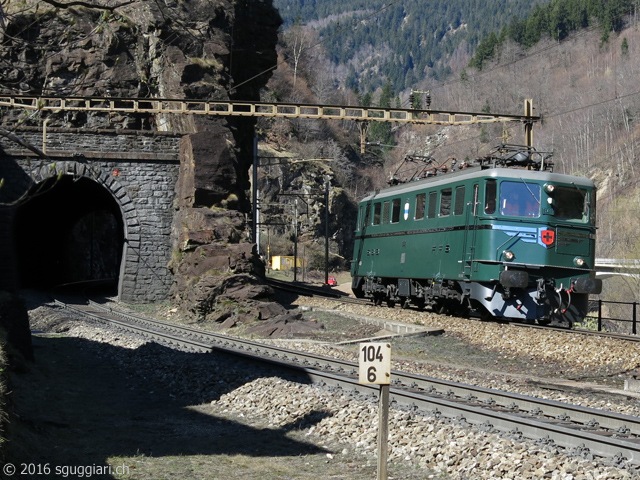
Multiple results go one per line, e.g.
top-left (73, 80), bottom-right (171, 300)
top-left (311, 370), bottom-right (640, 466)
top-left (267, 278), bottom-right (640, 343)
top-left (53, 299), bottom-right (214, 353)
top-left (265, 278), bottom-right (371, 306)
top-left (55, 297), bottom-right (640, 467)
top-left (83, 298), bottom-right (640, 435)
top-left (513, 322), bottom-right (640, 342)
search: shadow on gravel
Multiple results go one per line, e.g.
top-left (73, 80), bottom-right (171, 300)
top-left (5, 334), bottom-right (331, 479)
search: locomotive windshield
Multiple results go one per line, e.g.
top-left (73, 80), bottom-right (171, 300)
top-left (499, 181), bottom-right (541, 218)
top-left (553, 186), bottom-right (589, 222)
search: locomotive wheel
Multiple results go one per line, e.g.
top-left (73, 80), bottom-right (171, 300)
top-left (479, 309), bottom-right (494, 322)
top-left (433, 300), bottom-right (449, 315)
top-left (386, 299), bottom-right (396, 308)
top-left (454, 304), bottom-right (469, 317)
top-left (401, 298), bottom-right (410, 309)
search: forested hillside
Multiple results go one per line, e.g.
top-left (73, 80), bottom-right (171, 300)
top-left (273, 0), bottom-right (551, 92)
top-left (470, 0), bottom-right (638, 69)
top-left (264, 0), bottom-right (640, 304)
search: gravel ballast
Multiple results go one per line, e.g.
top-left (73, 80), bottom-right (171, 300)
top-left (14, 295), bottom-right (640, 479)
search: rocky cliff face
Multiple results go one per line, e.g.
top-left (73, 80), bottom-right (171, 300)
top-left (1, 0), bottom-right (282, 319)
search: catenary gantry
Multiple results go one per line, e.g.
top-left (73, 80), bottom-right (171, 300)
top-left (0, 95), bottom-right (540, 151)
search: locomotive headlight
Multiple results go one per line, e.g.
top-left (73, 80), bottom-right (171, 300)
top-left (503, 250), bottom-right (515, 261)
top-left (547, 197), bottom-right (554, 205)
top-left (574, 257), bottom-right (585, 267)
top-left (544, 183), bottom-right (555, 194)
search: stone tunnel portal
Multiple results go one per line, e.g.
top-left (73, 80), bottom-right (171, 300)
top-left (14, 175), bottom-right (125, 291)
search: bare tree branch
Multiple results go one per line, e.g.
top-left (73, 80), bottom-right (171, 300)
top-left (38, 0), bottom-right (137, 12)
top-left (0, 127), bottom-right (50, 159)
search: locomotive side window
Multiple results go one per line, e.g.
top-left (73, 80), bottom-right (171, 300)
top-left (454, 185), bottom-right (466, 215)
top-left (391, 198), bottom-right (401, 223)
top-left (427, 192), bottom-right (437, 219)
top-left (439, 188), bottom-right (452, 216)
top-left (415, 193), bottom-right (426, 220)
top-left (553, 186), bottom-right (588, 222)
top-left (373, 202), bottom-right (382, 225)
top-left (382, 201), bottom-right (390, 224)
top-left (500, 181), bottom-right (541, 217)
top-left (485, 180), bottom-right (497, 214)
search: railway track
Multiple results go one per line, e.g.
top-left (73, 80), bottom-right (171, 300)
top-left (52, 294), bottom-right (640, 468)
top-left (266, 277), bottom-right (370, 306)
top-left (513, 322), bottom-right (640, 343)
top-left (266, 278), bottom-right (640, 343)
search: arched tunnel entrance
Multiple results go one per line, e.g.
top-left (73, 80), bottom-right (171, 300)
top-left (14, 175), bottom-right (125, 291)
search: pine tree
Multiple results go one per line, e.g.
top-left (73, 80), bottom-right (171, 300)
top-left (622, 37), bottom-right (629, 56)
top-left (369, 79), bottom-right (395, 146)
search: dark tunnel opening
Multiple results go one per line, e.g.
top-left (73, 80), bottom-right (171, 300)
top-left (14, 175), bottom-right (125, 290)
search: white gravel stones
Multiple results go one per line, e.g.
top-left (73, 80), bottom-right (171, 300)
top-left (29, 303), bottom-right (146, 350)
top-left (27, 297), bottom-right (640, 479)
top-left (280, 298), bottom-right (640, 418)
top-left (301, 298), bottom-right (640, 373)
top-left (211, 375), bottom-right (637, 479)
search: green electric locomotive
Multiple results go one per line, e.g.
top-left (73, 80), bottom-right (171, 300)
top-left (350, 145), bottom-right (602, 327)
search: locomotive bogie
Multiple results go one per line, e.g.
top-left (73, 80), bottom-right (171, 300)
top-left (351, 163), bottom-right (601, 326)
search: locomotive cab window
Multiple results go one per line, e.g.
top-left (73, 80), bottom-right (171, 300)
top-left (485, 180), bottom-right (497, 214)
top-left (499, 181), bottom-right (541, 218)
top-left (360, 204), bottom-right (370, 231)
top-left (373, 202), bottom-right (381, 225)
top-left (391, 198), bottom-right (401, 223)
top-left (553, 186), bottom-right (589, 222)
top-left (415, 193), bottom-right (426, 220)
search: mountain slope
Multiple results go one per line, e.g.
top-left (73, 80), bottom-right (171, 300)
top-left (273, 0), bottom-right (551, 92)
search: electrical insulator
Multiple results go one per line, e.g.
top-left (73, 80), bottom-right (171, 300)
top-left (426, 94), bottom-right (432, 108)
top-left (409, 93), bottom-right (415, 107)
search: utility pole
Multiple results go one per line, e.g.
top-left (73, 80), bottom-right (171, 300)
top-left (252, 137), bottom-right (258, 245)
top-left (256, 190), bottom-right (260, 256)
top-left (325, 180), bottom-right (329, 285)
top-left (293, 199), bottom-right (298, 282)
top-left (524, 99), bottom-right (534, 148)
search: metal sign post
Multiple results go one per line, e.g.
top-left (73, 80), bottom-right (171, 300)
top-left (359, 342), bottom-right (391, 480)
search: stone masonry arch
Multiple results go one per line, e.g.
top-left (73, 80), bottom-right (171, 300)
top-left (0, 128), bottom-right (182, 302)
top-left (31, 160), bottom-right (141, 301)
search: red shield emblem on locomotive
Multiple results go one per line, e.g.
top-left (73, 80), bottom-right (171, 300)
top-left (540, 228), bottom-right (555, 247)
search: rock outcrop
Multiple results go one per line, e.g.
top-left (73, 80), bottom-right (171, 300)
top-left (0, 0), bottom-right (283, 320)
